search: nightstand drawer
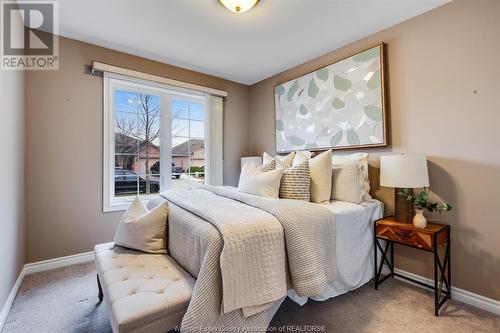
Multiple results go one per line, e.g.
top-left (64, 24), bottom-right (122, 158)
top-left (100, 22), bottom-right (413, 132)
top-left (376, 224), bottom-right (433, 249)
top-left (375, 218), bottom-right (449, 251)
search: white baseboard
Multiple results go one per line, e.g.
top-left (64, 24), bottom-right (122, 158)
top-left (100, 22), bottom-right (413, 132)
top-left (0, 251), bottom-right (94, 331)
top-left (23, 251), bottom-right (94, 275)
top-left (394, 268), bottom-right (500, 315)
top-left (0, 268), bottom-right (26, 331)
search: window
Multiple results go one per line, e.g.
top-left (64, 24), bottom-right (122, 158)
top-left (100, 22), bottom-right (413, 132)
top-left (171, 98), bottom-right (206, 190)
top-left (103, 73), bottom-right (207, 212)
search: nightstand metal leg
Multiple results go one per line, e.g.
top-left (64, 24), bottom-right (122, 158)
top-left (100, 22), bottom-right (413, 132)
top-left (434, 234), bottom-right (439, 316)
top-left (433, 228), bottom-right (452, 316)
top-left (375, 239), bottom-right (392, 287)
top-left (374, 227), bottom-right (378, 290)
top-left (390, 241), bottom-right (394, 278)
top-left (448, 228), bottom-right (452, 300)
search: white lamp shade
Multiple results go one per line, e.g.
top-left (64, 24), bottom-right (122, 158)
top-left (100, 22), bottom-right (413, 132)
top-left (380, 154), bottom-right (430, 188)
top-left (241, 156), bottom-right (262, 170)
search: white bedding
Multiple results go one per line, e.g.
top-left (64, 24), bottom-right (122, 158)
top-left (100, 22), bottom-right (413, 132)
top-left (288, 199), bottom-right (383, 305)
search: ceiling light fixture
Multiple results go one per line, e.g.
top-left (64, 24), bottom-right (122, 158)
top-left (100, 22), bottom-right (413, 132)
top-left (217, 0), bottom-right (260, 13)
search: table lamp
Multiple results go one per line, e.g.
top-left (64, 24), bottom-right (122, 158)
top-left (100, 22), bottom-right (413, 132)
top-left (380, 154), bottom-right (430, 223)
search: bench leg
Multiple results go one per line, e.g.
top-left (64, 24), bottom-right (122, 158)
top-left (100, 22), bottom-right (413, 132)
top-left (97, 274), bottom-right (104, 303)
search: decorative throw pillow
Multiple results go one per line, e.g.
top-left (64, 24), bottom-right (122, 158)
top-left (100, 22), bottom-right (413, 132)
top-left (292, 150), bottom-right (313, 167)
top-left (309, 149), bottom-right (333, 203)
top-left (331, 163), bottom-right (366, 204)
top-left (114, 197), bottom-right (168, 254)
top-left (259, 159), bottom-right (276, 171)
top-left (263, 152), bottom-right (295, 168)
top-left (279, 160), bottom-right (311, 201)
top-left (238, 163), bottom-right (284, 198)
top-left (332, 153), bottom-right (371, 200)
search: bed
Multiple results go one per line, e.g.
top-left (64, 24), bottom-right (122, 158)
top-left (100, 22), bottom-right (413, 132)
top-left (151, 186), bottom-right (383, 332)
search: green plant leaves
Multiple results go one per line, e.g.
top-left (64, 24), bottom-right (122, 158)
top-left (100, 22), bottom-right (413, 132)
top-left (353, 46), bottom-right (380, 63)
top-left (330, 130), bottom-right (343, 147)
top-left (308, 79), bottom-right (319, 98)
top-left (332, 97), bottom-right (345, 109)
top-left (364, 105), bottom-right (382, 122)
top-left (334, 75), bottom-right (352, 91)
top-left (287, 80), bottom-right (299, 102)
top-left (316, 68), bottom-right (329, 81)
top-left (367, 70), bottom-right (381, 89)
top-left (347, 129), bottom-right (360, 145)
top-left (275, 85), bottom-right (285, 96)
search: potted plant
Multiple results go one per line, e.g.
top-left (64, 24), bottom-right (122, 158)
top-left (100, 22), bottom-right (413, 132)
top-left (398, 188), bottom-right (452, 228)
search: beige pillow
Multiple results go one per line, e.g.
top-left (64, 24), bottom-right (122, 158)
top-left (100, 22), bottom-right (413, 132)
top-left (238, 163), bottom-right (284, 198)
top-left (331, 163), bottom-right (366, 204)
top-left (259, 159), bottom-right (276, 171)
top-left (332, 153), bottom-right (371, 200)
top-left (114, 197), bottom-right (168, 254)
top-left (292, 150), bottom-right (313, 166)
top-left (309, 149), bottom-right (333, 203)
top-left (263, 152), bottom-right (295, 167)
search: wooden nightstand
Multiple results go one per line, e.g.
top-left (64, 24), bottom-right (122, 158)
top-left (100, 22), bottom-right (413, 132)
top-left (374, 217), bottom-right (451, 316)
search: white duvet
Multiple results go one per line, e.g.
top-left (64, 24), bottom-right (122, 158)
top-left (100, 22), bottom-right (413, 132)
top-left (288, 200), bottom-right (383, 304)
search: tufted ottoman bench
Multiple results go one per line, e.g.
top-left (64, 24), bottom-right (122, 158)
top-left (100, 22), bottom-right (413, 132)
top-left (94, 242), bottom-right (195, 333)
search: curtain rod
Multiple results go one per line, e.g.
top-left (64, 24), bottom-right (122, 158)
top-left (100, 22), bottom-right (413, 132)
top-left (91, 61), bottom-right (228, 98)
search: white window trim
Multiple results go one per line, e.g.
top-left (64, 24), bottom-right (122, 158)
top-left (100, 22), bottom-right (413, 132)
top-left (103, 72), bottom-right (206, 212)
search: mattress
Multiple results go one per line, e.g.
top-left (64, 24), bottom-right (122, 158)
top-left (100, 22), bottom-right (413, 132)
top-left (288, 199), bottom-right (383, 304)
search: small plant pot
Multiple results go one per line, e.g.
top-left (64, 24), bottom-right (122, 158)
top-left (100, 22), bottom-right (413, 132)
top-left (413, 209), bottom-right (427, 229)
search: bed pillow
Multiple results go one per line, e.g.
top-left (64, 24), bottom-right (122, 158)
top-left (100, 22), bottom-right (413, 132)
top-left (331, 163), bottom-right (367, 204)
top-left (259, 159), bottom-right (276, 171)
top-left (263, 152), bottom-right (295, 168)
top-left (292, 150), bottom-right (313, 166)
top-left (279, 160), bottom-right (311, 201)
top-left (238, 163), bottom-right (284, 198)
top-left (114, 197), bottom-right (168, 254)
top-left (332, 153), bottom-right (371, 200)
top-left (309, 149), bottom-right (333, 203)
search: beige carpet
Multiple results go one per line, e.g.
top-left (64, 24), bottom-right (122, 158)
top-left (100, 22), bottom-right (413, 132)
top-left (2, 261), bottom-right (499, 333)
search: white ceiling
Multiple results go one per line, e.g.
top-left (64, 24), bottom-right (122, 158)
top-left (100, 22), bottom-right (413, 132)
top-left (44, 0), bottom-right (448, 84)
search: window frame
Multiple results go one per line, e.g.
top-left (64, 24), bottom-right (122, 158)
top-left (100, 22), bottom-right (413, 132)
top-left (103, 72), bottom-right (206, 212)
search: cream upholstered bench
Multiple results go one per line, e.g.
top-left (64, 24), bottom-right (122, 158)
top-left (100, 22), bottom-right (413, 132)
top-left (94, 242), bottom-right (195, 333)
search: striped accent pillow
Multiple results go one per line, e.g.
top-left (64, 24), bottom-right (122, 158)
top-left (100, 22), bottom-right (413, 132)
top-left (259, 159), bottom-right (276, 171)
top-left (279, 161), bottom-right (311, 201)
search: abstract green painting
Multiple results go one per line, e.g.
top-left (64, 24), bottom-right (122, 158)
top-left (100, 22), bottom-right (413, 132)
top-left (274, 44), bottom-right (387, 153)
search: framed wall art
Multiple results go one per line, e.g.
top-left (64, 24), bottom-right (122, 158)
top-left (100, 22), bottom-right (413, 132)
top-left (274, 43), bottom-right (387, 153)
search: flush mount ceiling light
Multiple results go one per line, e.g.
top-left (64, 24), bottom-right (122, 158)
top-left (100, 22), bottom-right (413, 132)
top-left (217, 0), bottom-right (260, 13)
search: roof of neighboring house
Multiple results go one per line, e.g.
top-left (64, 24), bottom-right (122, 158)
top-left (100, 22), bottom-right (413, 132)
top-left (172, 139), bottom-right (204, 157)
top-left (115, 133), bottom-right (159, 152)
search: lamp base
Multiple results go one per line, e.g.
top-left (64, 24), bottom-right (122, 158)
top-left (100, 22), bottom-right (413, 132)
top-left (394, 188), bottom-right (414, 223)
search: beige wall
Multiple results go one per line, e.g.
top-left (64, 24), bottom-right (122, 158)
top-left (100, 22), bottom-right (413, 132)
top-left (248, 0), bottom-right (500, 301)
top-left (26, 36), bottom-right (250, 262)
top-left (0, 10), bottom-right (25, 309)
